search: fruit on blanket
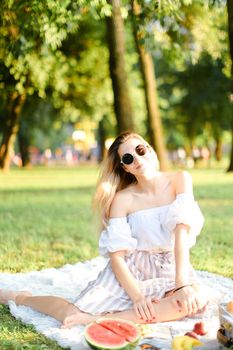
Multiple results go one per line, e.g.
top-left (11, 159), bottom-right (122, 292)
top-left (184, 332), bottom-right (199, 340)
top-left (84, 318), bottom-right (140, 350)
top-left (182, 336), bottom-right (203, 349)
top-left (226, 301), bottom-right (233, 314)
top-left (172, 335), bottom-right (203, 350)
top-left (193, 321), bottom-right (208, 336)
top-left (96, 318), bottom-right (140, 343)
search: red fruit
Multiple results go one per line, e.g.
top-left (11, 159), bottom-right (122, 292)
top-left (193, 321), bottom-right (208, 336)
top-left (185, 331), bottom-right (199, 340)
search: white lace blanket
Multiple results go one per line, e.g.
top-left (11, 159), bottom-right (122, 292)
top-left (1, 257), bottom-right (232, 350)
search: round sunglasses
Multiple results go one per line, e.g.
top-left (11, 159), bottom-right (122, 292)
top-left (120, 144), bottom-right (148, 165)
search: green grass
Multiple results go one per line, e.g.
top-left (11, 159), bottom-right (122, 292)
top-left (0, 165), bottom-right (232, 349)
top-left (190, 167), bottom-right (233, 277)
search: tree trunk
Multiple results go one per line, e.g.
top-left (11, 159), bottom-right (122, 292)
top-left (0, 92), bottom-right (26, 171)
top-left (98, 117), bottom-right (107, 162)
top-left (18, 124), bottom-right (31, 167)
top-left (131, 0), bottom-right (169, 170)
top-left (227, 117), bottom-right (233, 171)
top-left (106, 0), bottom-right (135, 133)
top-left (227, 0), bottom-right (233, 172)
top-left (214, 136), bottom-right (222, 161)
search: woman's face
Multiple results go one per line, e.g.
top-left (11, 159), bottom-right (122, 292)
top-left (118, 137), bottom-right (157, 176)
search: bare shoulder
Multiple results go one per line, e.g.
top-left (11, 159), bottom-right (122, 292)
top-left (169, 170), bottom-right (193, 195)
top-left (109, 188), bottom-right (134, 218)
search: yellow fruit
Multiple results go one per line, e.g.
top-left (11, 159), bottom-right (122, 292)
top-left (172, 335), bottom-right (203, 350)
top-left (172, 336), bottom-right (186, 350)
top-left (182, 336), bottom-right (203, 350)
top-left (227, 301), bottom-right (233, 314)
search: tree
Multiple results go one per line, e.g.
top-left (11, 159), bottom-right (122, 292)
top-left (0, 0), bottom-right (110, 171)
top-left (132, 0), bottom-right (230, 164)
top-left (173, 53), bottom-right (231, 158)
top-left (227, 0), bottom-right (233, 172)
top-left (106, 0), bottom-right (135, 133)
top-left (0, 0), bottom-right (79, 170)
top-left (131, 0), bottom-right (169, 170)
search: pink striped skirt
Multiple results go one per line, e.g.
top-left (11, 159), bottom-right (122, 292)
top-left (74, 251), bottom-right (198, 315)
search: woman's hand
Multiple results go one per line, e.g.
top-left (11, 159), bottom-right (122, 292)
top-left (172, 285), bottom-right (202, 315)
top-left (133, 295), bottom-right (159, 322)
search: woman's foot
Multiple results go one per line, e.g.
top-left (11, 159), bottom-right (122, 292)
top-left (0, 289), bottom-right (32, 305)
top-left (61, 311), bottom-right (98, 328)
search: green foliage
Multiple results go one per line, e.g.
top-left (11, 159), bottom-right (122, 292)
top-left (161, 52), bottom-right (231, 147)
top-left (0, 0), bottom-right (232, 166)
top-left (131, 0), bottom-right (230, 150)
top-left (0, 0), bottom-right (79, 96)
top-left (0, 0), bottom-right (116, 159)
top-left (0, 0), bottom-right (112, 105)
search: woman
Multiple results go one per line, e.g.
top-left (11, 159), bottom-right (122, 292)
top-left (0, 132), bottom-right (208, 328)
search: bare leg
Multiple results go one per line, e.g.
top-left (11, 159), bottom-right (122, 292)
top-left (1, 284), bottom-right (208, 329)
top-left (62, 284), bottom-right (209, 328)
top-left (0, 289), bottom-right (96, 325)
top-left (0, 290), bottom-right (32, 304)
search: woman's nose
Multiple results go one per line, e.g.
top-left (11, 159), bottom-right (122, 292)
top-left (133, 154), bottom-right (140, 164)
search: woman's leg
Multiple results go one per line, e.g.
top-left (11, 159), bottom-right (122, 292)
top-left (0, 289), bottom-right (98, 325)
top-left (62, 284), bottom-right (208, 328)
top-left (1, 284), bottom-right (208, 329)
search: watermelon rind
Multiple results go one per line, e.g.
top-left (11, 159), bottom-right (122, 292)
top-left (86, 339), bottom-right (136, 350)
top-left (84, 318), bottom-right (141, 350)
top-left (96, 317), bottom-right (141, 344)
top-left (85, 322), bottom-right (129, 350)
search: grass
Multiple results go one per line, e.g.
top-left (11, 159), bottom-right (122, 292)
top-left (0, 164), bottom-right (232, 349)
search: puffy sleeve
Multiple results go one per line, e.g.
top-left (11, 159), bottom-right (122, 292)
top-left (99, 217), bottom-right (137, 257)
top-left (163, 193), bottom-right (205, 247)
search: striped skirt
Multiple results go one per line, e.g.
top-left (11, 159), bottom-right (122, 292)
top-left (74, 251), bottom-right (198, 315)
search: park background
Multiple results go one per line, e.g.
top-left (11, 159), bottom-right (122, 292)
top-left (0, 0), bottom-right (233, 349)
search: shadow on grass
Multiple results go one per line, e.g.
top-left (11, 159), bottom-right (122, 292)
top-left (0, 185), bottom-right (95, 195)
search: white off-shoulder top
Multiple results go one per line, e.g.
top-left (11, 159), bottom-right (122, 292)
top-left (99, 193), bottom-right (204, 257)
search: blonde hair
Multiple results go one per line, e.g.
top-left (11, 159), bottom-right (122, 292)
top-left (93, 131), bottom-right (157, 229)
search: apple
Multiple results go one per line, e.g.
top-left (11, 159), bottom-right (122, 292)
top-left (184, 331), bottom-right (199, 340)
top-left (193, 321), bottom-right (208, 336)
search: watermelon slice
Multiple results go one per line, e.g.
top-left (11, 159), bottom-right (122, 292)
top-left (97, 317), bottom-right (140, 343)
top-left (84, 318), bottom-right (141, 350)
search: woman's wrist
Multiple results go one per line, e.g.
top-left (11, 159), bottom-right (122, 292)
top-left (131, 292), bottom-right (144, 303)
top-left (175, 278), bottom-right (190, 289)
top-left (173, 284), bottom-right (193, 293)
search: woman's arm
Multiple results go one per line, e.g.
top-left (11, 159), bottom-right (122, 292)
top-left (108, 191), bottom-right (139, 301)
top-left (109, 251), bottom-right (142, 302)
top-left (172, 171), bottom-right (201, 314)
top-left (109, 251), bottom-right (157, 321)
top-left (174, 170), bottom-right (193, 287)
top-left (174, 224), bottom-right (191, 288)
top-left (108, 191), bottom-right (157, 321)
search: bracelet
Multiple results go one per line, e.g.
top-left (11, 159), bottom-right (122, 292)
top-left (173, 284), bottom-right (193, 293)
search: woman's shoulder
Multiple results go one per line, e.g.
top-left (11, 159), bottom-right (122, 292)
top-left (109, 188), bottom-right (134, 218)
top-left (165, 170), bottom-right (193, 195)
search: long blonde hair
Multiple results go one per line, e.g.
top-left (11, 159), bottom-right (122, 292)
top-left (93, 131), bottom-right (153, 229)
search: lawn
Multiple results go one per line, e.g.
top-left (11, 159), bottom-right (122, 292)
top-left (0, 165), bottom-right (232, 349)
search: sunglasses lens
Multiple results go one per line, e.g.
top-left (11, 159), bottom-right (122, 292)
top-left (122, 153), bottom-right (134, 165)
top-left (121, 145), bottom-right (147, 165)
top-left (136, 144), bottom-right (147, 156)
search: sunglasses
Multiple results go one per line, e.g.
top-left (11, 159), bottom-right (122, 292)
top-left (120, 144), bottom-right (148, 165)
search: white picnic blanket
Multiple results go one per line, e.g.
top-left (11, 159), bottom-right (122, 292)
top-left (1, 256), bottom-right (232, 349)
